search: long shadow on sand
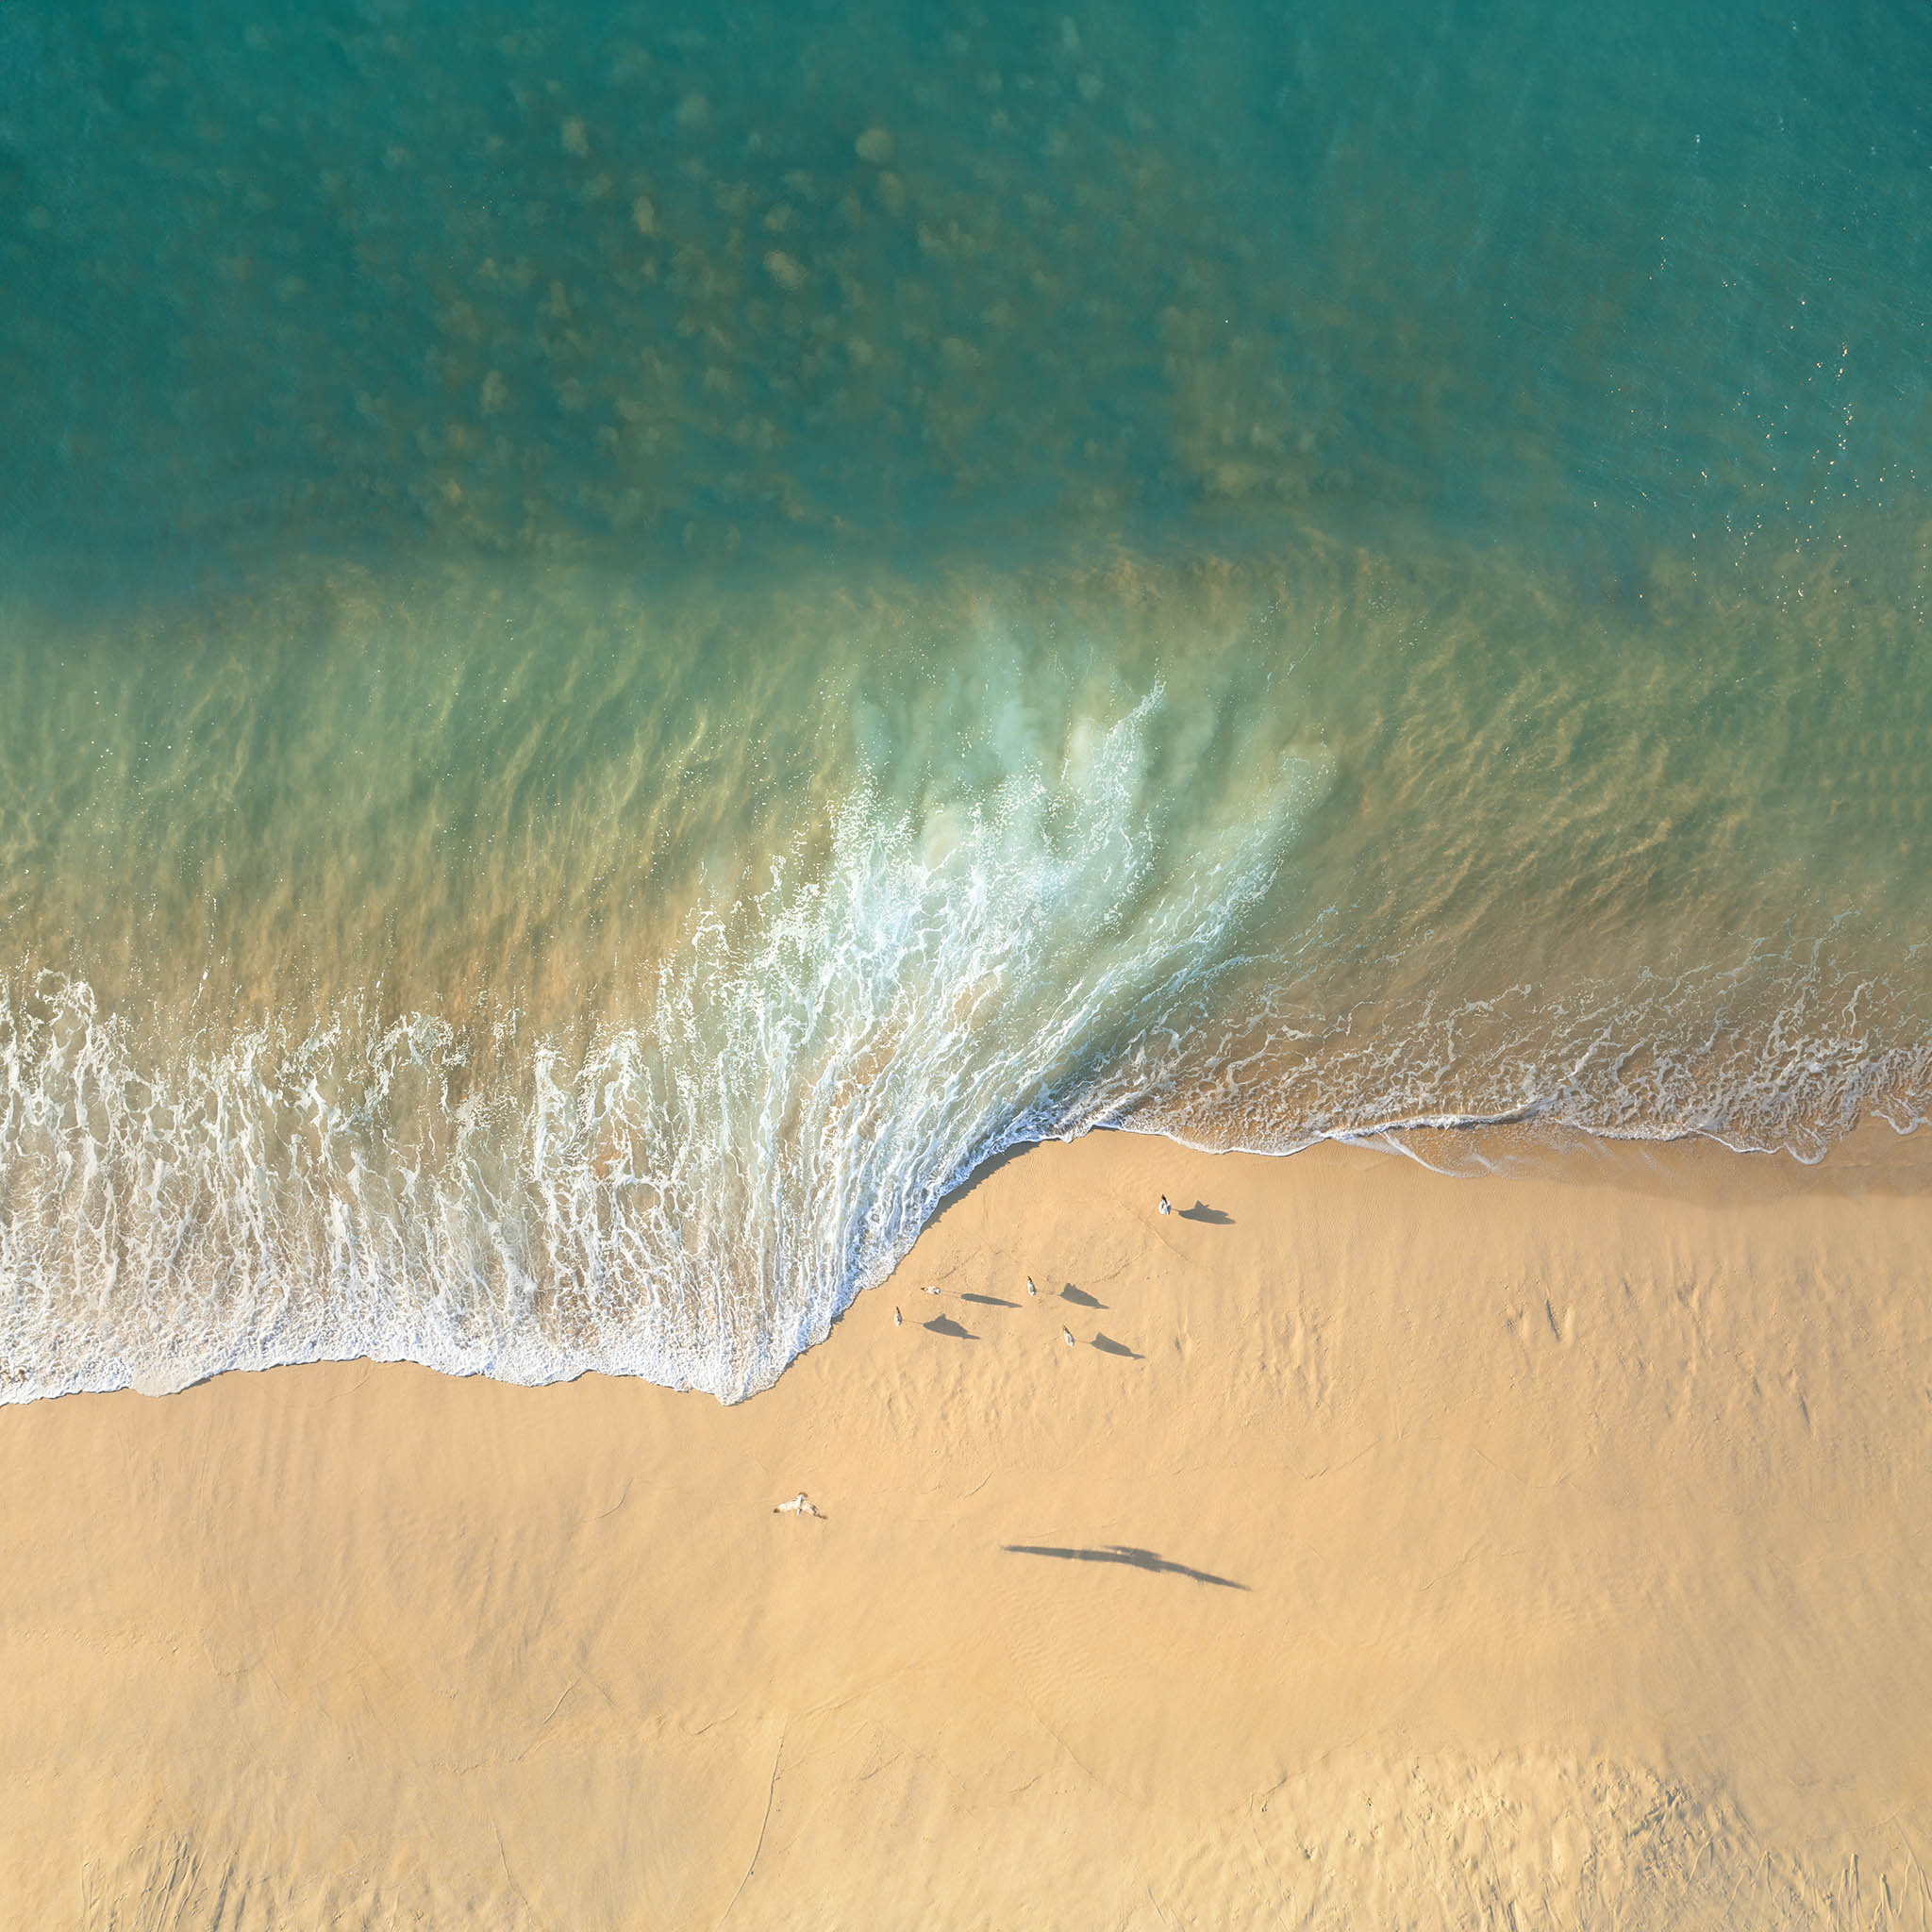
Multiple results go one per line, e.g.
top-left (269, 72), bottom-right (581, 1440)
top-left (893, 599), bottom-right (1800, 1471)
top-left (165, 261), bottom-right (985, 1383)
top-left (1003, 1543), bottom-right (1247, 1590)
top-left (1178, 1201), bottom-right (1234, 1224)
top-left (1090, 1333), bottom-right (1142, 1359)
top-left (924, 1314), bottom-right (976, 1341)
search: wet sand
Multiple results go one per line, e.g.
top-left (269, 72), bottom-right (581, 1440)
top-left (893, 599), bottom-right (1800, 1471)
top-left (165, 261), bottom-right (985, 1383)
top-left (5, 1130), bottom-right (1932, 1927)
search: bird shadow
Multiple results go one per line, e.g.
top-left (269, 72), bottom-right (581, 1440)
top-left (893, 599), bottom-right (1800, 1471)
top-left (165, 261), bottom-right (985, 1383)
top-left (1002, 1543), bottom-right (1247, 1590)
top-left (1178, 1201), bottom-right (1234, 1224)
top-left (1090, 1333), bottom-right (1142, 1359)
top-left (1059, 1283), bottom-right (1105, 1308)
top-left (924, 1315), bottom-right (977, 1341)
top-left (961, 1292), bottom-right (1019, 1307)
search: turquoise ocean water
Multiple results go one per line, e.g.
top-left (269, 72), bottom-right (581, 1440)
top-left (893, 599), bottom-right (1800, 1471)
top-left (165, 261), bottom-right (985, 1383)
top-left (2, 1), bottom-right (1928, 1399)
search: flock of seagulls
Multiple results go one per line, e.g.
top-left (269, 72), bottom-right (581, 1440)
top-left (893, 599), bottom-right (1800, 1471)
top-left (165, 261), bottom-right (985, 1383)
top-left (776, 1192), bottom-right (1173, 1524)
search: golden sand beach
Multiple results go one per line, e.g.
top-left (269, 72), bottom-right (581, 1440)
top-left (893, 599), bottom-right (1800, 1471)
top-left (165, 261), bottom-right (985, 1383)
top-left (5, 1130), bottom-right (1932, 1927)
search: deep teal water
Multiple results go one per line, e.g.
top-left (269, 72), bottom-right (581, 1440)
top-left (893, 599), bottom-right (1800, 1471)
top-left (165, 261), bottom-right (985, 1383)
top-left (2, 0), bottom-right (1929, 1398)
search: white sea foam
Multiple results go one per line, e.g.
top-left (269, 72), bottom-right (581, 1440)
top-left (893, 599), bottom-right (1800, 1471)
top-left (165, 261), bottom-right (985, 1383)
top-left (0, 686), bottom-right (1331, 1402)
top-left (7, 559), bottom-right (1932, 1407)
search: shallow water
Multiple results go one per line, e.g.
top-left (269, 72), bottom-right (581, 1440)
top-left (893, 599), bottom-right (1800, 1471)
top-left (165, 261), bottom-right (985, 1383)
top-left (3, 0), bottom-right (1929, 1399)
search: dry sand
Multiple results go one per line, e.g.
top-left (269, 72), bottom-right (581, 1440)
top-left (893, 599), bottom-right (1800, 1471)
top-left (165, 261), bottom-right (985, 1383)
top-left (5, 1131), bottom-right (1932, 1928)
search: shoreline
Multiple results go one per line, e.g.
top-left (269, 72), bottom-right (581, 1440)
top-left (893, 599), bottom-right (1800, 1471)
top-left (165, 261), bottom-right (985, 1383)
top-left (6, 1130), bottom-right (1932, 1924)
top-left (10, 1112), bottom-right (1925, 1414)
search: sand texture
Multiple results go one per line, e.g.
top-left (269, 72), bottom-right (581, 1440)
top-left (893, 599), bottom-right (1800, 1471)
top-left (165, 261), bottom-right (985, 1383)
top-left (5, 1133), bottom-right (1932, 1927)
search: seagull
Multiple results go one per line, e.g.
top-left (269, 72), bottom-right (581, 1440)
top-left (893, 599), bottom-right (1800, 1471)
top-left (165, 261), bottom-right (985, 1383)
top-left (1025, 1276), bottom-right (1038, 1296)
top-left (1158, 1194), bottom-right (1172, 1215)
top-left (1062, 1325), bottom-right (1076, 1347)
top-left (893, 1306), bottom-right (903, 1327)
top-left (774, 1492), bottom-right (825, 1519)
top-left (924, 1284), bottom-right (942, 1296)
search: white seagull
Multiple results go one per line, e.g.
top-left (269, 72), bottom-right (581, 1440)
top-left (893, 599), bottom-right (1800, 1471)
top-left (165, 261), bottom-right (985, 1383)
top-left (924, 1284), bottom-right (942, 1296)
top-left (1062, 1325), bottom-right (1076, 1347)
top-left (1158, 1194), bottom-right (1172, 1215)
top-left (1025, 1275), bottom-right (1038, 1296)
top-left (893, 1306), bottom-right (903, 1327)
top-left (774, 1492), bottom-right (826, 1519)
